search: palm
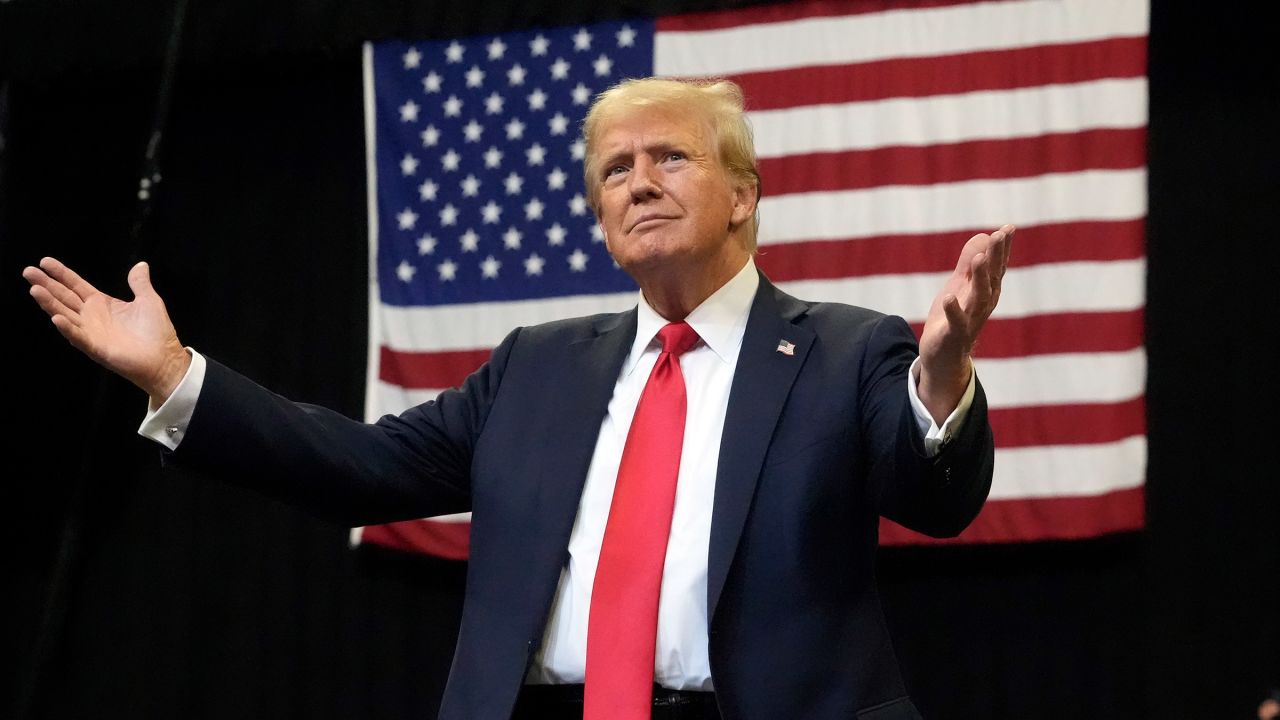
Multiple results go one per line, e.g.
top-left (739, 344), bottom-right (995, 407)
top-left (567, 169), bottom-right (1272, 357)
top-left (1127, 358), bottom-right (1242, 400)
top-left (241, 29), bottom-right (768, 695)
top-left (24, 257), bottom-right (186, 396)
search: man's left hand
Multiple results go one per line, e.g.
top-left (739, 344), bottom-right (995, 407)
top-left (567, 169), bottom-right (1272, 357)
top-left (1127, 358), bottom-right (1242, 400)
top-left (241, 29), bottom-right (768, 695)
top-left (916, 224), bottom-right (1014, 424)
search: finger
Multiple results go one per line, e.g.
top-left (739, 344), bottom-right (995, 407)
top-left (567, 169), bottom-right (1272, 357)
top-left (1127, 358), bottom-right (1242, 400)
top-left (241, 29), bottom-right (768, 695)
top-left (37, 256), bottom-right (100, 303)
top-left (968, 251), bottom-right (994, 308)
top-left (49, 314), bottom-right (92, 354)
top-left (953, 232), bottom-right (990, 274)
top-left (28, 284), bottom-right (83, 327)
top-left (126, 261), bottom-right (155, 300)
top-left (941, 293), bottom-right (969, 338)
top-left (23, 264), bottom-right (85, 314)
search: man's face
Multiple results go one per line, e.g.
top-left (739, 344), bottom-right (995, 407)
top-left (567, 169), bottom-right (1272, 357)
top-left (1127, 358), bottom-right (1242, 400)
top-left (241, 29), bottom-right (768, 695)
top-left (592, 107), bottom-right (754, 278)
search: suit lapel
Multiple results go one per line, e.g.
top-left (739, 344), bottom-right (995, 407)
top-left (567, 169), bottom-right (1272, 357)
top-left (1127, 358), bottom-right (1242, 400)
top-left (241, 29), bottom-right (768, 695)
top-left (707, 274), bottom-right (813, 622)
top-left (537, 310), bottom-right (638, 548)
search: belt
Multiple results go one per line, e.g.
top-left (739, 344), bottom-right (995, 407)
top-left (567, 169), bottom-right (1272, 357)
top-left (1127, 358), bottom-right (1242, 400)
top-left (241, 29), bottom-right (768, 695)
top-left (513, 683), bottom-right (721, 720)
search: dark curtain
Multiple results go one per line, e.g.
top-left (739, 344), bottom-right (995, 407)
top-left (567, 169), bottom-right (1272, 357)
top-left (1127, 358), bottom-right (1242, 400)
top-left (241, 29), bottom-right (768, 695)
top-left (3, 2), bottom-right (1277, 718)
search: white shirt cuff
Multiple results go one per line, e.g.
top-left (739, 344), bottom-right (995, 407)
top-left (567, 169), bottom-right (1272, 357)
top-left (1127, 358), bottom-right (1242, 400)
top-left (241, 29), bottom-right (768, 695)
top-left (137, 348), bottom-right (207, 451)
top-left (906, 356), bottom-right (977, 457)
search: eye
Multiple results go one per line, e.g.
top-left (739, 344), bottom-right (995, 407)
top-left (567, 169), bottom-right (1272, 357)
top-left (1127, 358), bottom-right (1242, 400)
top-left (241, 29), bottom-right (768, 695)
top-left (605, 164), bottom-right (628, 178)
top-left (665, 151), bottom-right (685, 162)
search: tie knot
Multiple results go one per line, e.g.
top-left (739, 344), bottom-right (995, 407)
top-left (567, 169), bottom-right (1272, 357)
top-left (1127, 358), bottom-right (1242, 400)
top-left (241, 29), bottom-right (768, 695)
top-left (656, 322), bottom-right (700, 357)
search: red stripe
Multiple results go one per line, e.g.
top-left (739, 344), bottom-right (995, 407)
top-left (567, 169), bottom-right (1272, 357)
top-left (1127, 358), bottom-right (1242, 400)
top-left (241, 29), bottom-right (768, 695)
top-left (755, 219), bottom-right (1146, 280)
top-left (657, 0), bottom-right (992, 32)
top-left (729, 38), bottom-right (1147, 111)
top-left (379, 346), bottom-right (490, 389)
top-left (358, 519), bottom-right (471, 561)
top-left (878, 486), bottom-right (1145, 544)
top-left (906, 310), bottom-right (1145, 359)
top-left (759, 128), bottom-right (1147, 196)
top-left (990, 398), bottom-right (1146, 449)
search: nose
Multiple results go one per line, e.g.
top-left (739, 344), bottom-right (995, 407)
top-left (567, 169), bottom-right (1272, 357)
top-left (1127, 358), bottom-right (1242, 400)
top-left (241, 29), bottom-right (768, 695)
top-left (628, 157), bottom-right (663, 202)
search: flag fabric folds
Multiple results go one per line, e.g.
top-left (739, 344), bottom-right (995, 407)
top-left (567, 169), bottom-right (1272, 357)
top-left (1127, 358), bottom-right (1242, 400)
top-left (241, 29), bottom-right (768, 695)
top-left (355, 0), bottom-right (1149, 557)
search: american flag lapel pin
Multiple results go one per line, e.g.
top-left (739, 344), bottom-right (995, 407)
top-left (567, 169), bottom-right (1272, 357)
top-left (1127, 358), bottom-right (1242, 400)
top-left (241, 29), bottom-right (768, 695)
top-left (776, 339), bottom-right (796, 356)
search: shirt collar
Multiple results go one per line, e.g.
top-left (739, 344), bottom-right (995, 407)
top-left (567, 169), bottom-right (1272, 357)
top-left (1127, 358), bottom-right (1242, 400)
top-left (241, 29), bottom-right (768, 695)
top-left (624, 257), bottom-right (760, 377)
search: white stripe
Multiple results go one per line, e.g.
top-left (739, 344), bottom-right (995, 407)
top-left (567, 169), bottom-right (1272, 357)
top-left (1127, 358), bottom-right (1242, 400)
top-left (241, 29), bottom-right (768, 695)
top-left (363, 43), bottom-right (385, 425)
top-left (376, 346), bottom-right (1142, 415)
top-left (989, 435), bottom-right (1146, 499)
top-left (373, 380), bottom-right (443, 416)
top-left (758, 169), bottom-right (1146, 246)
top-left (381, 291), bottom-right (637, 352)
top-left (655, 0), bottom-right (1149, 77)
top-left (379, 259), bottom-right (1142, 352)
top-left (749, 79), bottom-right (1148, 159)
top-left (776, 258), bottom-right (1146, 323)
top-left (976, 348), bottom-right (1146, 409)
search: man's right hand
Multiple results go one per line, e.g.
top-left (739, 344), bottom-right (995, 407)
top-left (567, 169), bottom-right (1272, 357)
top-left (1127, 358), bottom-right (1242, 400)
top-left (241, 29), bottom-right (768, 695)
top-left (23, 257), bottom-right (191, 405)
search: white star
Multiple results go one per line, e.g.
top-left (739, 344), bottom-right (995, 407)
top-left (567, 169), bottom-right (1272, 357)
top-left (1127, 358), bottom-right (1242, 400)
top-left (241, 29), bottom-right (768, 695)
top-left (550, 58), bottom-right (570, 80)
top-left (590, 224), bottom-right (604, 242)
top-left (569, 139), bottom-right (585, 160)
top-left (443, 95), bottom-right (463, 117)
top-left (417, 235), bottom-right (437, 255)
top-left (460, 229), bottom-right (480, 252)
top-left (484, 92), bottom-right (504, 114)
top-left (569, 194), bottom-right (588, 216)
top-left (445, 41), bottom-right (465, 63)
top-left (481, 255), bottom-right (501, 278)
top-left (465, 65), bottom-right (485, 88)
top-left (572, 83), bottom-right (592, 105)
top-left (530, 34), bottom-right (549, 56)
top-left (483, 146), bottom-right (503, 168)
top-left (396, 259), bottom-right (417, 281)
top-left (593, 54), bottom-right (613, 77)
top-left (548, 113), bottom-right (569, 135)
top-left (460, 174), bottom-right (481, 197)
top-left (397, 208), bottom-right (418, 230)
top-left (568, 248), bottom-right (589, 271)
top-left (439, 204), bottom-right (458, 226)
top-left (487, 37), bottom-right (507, 60)
top-left (403, 48), bottom-right (422, 69)
top-left (422, 71), bottom-right (442, 93)
top-left (441, 149), bottom-right (461, 171)
top-left (420, 125), bottom-right (440, 147)
top-left (526, 143), bottom-right (547, 166)
top-left (507, 63), bottom-right (527, 86)
top-left (503, 227), bottom-right (523, 249)
top-left (573, 28), bottom-right (593, 51)
top-left (524, 252), bottom-right (545, 276)
top-left (504, 172), bottom-right (524, 195)
top-left (524, 197), bottom-right (545, 221)
top-left (527, 88), bottom-right (548, 111)
top-left (419, 180), bottom-right (438, 201)
top-left (482, 200), bottom-right (502, 224)
top-left (463, 119), bottom-right (484, 142)
top-left (438, 258), bottom-right (458, 281)
top-left (546, 223), bottom-right (567, 246)
top-left (547, 167), bottom-right (567, 190)
top-left (616, 25), bottom-right (636, 48)
top-left (505, 117), bottom-right (526, 140)
top-left (400, 154), bottom-right (419, 175)
top-left (399, 100), bottom-right (420, 122)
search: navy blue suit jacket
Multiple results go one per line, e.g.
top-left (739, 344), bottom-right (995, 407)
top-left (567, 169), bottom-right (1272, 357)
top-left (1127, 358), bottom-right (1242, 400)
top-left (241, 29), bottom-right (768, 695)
top-left (174, 273), bottom-right (993, 719)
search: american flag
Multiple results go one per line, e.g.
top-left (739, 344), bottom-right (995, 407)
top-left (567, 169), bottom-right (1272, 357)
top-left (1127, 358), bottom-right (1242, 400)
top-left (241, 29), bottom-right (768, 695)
top-left (354, 0), bottom-right (1149, 558)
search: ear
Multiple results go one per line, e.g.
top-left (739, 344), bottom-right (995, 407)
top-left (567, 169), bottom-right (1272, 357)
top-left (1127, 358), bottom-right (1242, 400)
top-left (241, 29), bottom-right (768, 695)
top-left (596, 215), bottom-right (611, 253)
top-left (729, 181), bottom-right (759, 229)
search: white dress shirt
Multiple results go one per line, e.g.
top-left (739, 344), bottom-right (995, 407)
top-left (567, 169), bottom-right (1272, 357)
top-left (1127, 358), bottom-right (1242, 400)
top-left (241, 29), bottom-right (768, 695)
top-left (139, 257), bottom-right (975, 691)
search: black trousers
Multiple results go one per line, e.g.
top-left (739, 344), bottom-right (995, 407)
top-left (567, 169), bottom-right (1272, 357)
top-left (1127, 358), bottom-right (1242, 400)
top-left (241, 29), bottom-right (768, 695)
top-left (512, 684), bottom-right (722, 720)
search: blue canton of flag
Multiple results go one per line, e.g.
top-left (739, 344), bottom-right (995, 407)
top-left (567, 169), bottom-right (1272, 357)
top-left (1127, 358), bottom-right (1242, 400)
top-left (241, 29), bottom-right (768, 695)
top-left (371, 21), bottom-right (655, 307)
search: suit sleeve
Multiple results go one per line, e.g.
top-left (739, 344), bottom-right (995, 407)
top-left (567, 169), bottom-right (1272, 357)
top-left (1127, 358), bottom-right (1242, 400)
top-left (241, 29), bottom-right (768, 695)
top-left (859, 315), bottom-right (994, 538)
top-left (166, 328), bottom-right (523, 527)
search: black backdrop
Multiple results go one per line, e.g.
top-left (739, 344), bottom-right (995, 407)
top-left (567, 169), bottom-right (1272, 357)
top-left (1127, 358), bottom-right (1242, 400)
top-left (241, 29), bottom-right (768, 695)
top-left (2, 2), bottom-right (1277, 718)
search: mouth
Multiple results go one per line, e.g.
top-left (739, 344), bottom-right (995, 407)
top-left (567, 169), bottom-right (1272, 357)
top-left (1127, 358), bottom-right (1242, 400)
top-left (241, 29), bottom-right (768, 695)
top-left (628, 214), bottom-right (676, 232)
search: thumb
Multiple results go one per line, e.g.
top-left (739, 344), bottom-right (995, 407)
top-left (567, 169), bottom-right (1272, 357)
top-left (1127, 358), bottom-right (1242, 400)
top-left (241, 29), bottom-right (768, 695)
top-left (127, 261), bottom-right (154, 299)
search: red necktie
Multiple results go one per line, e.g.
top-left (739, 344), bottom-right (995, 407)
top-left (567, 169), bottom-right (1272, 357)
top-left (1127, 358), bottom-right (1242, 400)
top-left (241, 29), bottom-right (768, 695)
top-left (584, 321), bottom-right (701, 720)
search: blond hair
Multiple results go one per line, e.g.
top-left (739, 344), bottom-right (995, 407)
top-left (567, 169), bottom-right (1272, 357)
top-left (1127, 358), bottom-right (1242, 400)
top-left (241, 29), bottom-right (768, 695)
top-left (582, 77), bottom-right (761, 250)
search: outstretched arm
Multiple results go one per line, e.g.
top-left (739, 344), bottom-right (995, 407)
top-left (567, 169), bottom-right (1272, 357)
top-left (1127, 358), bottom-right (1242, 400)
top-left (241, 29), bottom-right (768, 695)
top-left (916, 224), bottom-right (1014, 424)
top-left (23, 257), bottom-right (192, 404)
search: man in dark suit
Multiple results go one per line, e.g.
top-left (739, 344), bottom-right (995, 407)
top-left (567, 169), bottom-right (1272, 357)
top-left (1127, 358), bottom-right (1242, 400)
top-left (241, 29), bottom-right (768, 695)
top-left (24, 77), bottom-right (1012, 719)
